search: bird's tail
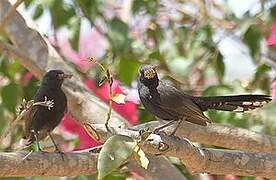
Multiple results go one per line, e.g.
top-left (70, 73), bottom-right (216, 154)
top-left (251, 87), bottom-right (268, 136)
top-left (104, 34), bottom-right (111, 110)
top-left (193, 95), bottom-right (271, 112)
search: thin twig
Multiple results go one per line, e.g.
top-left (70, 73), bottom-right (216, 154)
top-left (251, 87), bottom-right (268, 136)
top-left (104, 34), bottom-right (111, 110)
top-left (0, 0), bottom-right (24, 30)
top-left (87, 57), bottom-right (113, 132)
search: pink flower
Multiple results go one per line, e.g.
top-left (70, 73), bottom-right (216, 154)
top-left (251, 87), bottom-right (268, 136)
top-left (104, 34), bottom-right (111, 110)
top-left (50, 28), bottom-right (107, 72)
top-left (59, 114), bottom-right (101, 150)
top-left (267, 23), bottom-right (276, 46)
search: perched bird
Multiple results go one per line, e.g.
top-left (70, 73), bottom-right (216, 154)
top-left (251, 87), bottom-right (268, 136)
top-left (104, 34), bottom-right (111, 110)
top-left (138, 65), bottom-right (271, 131)
top-left (22, 70), bottom-right (72, 152)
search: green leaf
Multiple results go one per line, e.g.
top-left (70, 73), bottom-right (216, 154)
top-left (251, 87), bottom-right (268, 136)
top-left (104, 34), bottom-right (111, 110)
top-left (243, 25), bottom-right (262, 57)
top-left (0, 58), bottom-right (22, 80)
top-left (118, 59), bottom-right (140, 85)
top-left (98, 135), bottom-right (136, 179)
top-left (1, 83), bottom-right (22, 113)
top-left (108, 18), bottom-right (131, 56)
top-left (270, 5), bottom-right (276, 21)
top-left (104, 171), bottom-right (128, 180)
top-left (49, 0), bottom-right (76, 29)
top-left (75, 0), bottom-right (99, 21)
top-left (0, 105), bottom-right (7, 135)
top-left (254, 64), bottom-right (271, 81)
top-left (32, 4), bottom-right (44, 20)
top-left (213, 51), bottom-right (225, 82)
top-left (24, 0), bottom-right (35, 8)
top-left (149, 50), bottom-right (164, 61)
top-left (248, 64), bottom-right (271, 92)
top-left (68, 17), bottom-right (81, 51)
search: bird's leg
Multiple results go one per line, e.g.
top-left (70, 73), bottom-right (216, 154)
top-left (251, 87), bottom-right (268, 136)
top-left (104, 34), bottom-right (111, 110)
top-left (169, 119), bottom-right (184, 136)
top-left (48, 132), bottom-right (65, 160)
top-left (22, 150), bottom-right (34, 160)
top-left (153, 120), bottom-right (176, 134)
top-left (31, 130), bottom-right (43, 152)
top-left (23, 130), bottom-right (44, 160)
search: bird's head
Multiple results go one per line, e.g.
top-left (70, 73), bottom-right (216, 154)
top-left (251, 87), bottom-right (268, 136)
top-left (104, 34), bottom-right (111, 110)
top-left (41, 70), bottom-right (72, 88)
top-left (139, 65), bottom-right (159, 87)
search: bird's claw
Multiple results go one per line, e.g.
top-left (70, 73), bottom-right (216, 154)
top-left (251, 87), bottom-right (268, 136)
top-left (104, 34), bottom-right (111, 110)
top-left (44, 96), bottom-right (54, 110)
top-left (55, 150), bottom-right (65, 160)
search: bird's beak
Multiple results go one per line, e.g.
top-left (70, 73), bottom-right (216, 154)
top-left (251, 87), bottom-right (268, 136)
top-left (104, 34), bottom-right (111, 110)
top-left (58, 73), bottom-right (73, 80)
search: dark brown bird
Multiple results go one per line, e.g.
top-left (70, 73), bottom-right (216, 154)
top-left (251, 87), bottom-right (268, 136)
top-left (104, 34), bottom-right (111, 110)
top-left (22, 70), bottom-right (71, 152)
top-left (138, 65), bottom-right (271, 130)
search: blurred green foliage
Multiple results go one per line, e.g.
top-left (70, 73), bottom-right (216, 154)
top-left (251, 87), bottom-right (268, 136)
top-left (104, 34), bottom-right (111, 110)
top-left (0, 0), bottom-right (276, 179)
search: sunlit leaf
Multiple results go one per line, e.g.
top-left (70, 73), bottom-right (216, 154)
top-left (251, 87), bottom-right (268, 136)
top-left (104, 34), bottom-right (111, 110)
top-left (111, 94), bottom-right (126, 104)
top-left (133, 145), bottom-right (149, 169)
top-left (118, 59), bottom-right (140, 85)
top-left (98, 135), bottom-right (136, 179)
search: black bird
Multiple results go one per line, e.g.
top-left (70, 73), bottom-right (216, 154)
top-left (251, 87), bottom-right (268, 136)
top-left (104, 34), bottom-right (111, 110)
top-left (22, 70), bottom-right (72, 152)
top-left (138, 65), bottom-right (271, 131)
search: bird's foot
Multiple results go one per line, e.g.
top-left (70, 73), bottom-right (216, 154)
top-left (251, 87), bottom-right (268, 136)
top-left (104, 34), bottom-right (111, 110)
top-left (153, 121), bottom-right (175, 135)
top-left (22, 148), bottom-right (47, 161)
top-left (55, 149), bottom-right (65, 160)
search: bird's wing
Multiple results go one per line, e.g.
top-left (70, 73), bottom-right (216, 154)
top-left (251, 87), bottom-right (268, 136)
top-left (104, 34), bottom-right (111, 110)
top-left (156, 83), bottom-right (210, 126)
top-left (23, 105), bottom-right (38, 140)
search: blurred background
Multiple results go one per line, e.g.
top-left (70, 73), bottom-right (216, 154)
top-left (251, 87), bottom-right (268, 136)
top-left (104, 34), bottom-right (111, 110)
top-left (0, 0), bottom-right (276, 179)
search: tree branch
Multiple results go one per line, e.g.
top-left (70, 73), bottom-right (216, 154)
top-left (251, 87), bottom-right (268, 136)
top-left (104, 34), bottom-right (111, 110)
top-left (133, 120), bottom-right (276, 155)
top-left (0, 125), bottom-right (276, 178)
top-left (0, 0), bottom-right (276, 156)
top-left (0, 151), bottom-right (97, 177)
top-left (0, 0), bottom-right (24, 30)
top-left (92, 124), bottom-right (276, 178)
